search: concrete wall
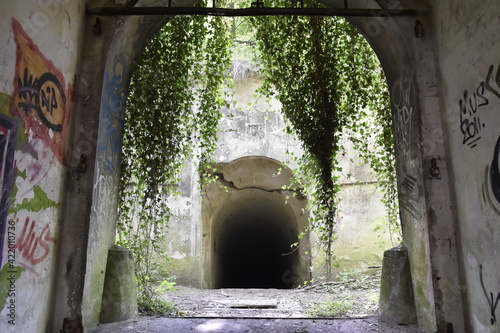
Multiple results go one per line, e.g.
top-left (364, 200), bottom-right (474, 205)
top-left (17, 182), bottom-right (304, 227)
top-left (431, 1), bottom-right (500, 331)
top-left (0, 1), bottom-right (86, 331)
top-left (162, 76), bottom-right (392, 287)
top-left (0, 0), bottom-right (499, 332)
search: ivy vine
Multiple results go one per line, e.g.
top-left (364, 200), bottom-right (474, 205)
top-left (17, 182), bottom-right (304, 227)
top-left (117, 7), bottom-right (232, 304)
top-left (118, 0), bottom-right (399, 302)
top-left (252, 0), bottom-right (398, 279)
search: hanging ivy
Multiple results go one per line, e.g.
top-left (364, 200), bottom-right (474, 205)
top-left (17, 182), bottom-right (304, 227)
top-left (117, 6), bottom-right (232, 303)
top-left (118, 0), bottom-right (398, 302)
top-left (252, 0), bottom-right (397, 279)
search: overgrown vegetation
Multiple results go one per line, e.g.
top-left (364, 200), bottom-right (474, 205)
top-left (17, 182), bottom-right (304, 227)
top-left (303, 269), bottom-right (381, 317)
top-left (117, 7), bottom-right (232, 311)
top-left (252, 1), bottom-right (398, 279)
top-left (118, 0), bottom-right (399, 311)
top-left (307, 299), bottom-right (354, 317)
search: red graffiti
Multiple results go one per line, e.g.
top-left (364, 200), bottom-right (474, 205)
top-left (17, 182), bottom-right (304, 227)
top-left (16, 217), bottom-right (56, 267)
top-left (11, 18), bottom-right (72, 163)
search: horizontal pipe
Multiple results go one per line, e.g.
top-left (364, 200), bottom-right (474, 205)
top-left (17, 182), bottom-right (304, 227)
top-left (86, 6), bottom-right (416, 17)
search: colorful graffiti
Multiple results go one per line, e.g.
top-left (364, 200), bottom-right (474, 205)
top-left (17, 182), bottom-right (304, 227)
top-left (0, 19), bottom-right (66, 281)
top-left (11, 18), bottom-right (71, 163)
top-left (97, 54), bottom-right (127, 173)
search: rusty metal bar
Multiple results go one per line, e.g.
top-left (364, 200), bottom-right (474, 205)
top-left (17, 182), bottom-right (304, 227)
top-left (86, 6), bottom-right (416, 17)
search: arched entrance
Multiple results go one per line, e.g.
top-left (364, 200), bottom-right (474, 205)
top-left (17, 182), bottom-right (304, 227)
top-left (51, 2), bottom-right (468, 332)
top-left (201, 156), bottom-right (310, 289)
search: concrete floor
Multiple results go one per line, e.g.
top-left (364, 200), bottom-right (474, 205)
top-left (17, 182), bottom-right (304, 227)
top-left (90, 316), bottom-right (423, 333)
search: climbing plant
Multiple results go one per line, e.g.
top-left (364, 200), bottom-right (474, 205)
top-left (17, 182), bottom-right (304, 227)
top-left (252, 0), bottom-right (398, 279)
top-left (118, 0), bottom-right (399, 302)
top-left (117, 6), bottom-right (232, 306)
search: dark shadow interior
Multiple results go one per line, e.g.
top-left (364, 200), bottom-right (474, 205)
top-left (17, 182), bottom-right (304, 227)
top-left (212, 202), bottom-right (298, 289)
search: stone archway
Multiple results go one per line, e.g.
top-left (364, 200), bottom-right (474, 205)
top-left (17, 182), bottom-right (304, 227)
top-left (201, 156), bottom-right (311, 289)
top-left (52, 1), bottom-right (468, 331)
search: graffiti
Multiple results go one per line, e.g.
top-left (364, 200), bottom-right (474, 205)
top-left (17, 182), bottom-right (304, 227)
top-left (11, 19), bottom-right (71, 162)
top-left (459, 82), bottom-right (489, 148)
top-left (392, 77), bottom-right (413, 150)
top-left (15, 216), bottom-right (56, 275)
top-left (17, 68), bottom-right (66, 132)
top-left (9, 185), bottom-right (59, 215)
top-left (458, 63), bottom-right (500, 149)
top-left (490, 136), bottom-right (500, 203)
top-left (400, 174), bottom-right (419, 218)
top-left (97, 54), bottom-right (127, 173)
top-left (482, 136), bottom-right (500, 215)
top-left (486, 64), bottom-right (500, 99)
top-left (401, 174), bottom-right (416, 192)
top-left (0, 114), bottom-right (18, 267)
top-left (479, 265), bottom-right (500, 325)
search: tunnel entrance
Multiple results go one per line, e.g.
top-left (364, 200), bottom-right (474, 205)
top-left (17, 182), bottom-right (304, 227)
top-left (213, 201), bottom-right (298, 289)
top-left (202, 156), bottom-right (311, 289)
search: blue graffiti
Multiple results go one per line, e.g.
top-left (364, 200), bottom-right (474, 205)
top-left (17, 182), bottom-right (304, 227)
top-left (97, 54), bottom-right (127, 173)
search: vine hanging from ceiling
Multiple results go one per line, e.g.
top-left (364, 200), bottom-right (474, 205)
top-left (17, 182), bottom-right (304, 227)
top-left (118, 0), bottom-right (398, 304)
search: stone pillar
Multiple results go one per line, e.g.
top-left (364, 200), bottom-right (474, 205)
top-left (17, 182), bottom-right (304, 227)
top-left (379, 244), bottom-right (417, 325)
top-left (99, 245), bottom-right (138, 323)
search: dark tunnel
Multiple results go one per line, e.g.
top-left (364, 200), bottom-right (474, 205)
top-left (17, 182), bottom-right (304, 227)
top-left (211, 201), bottom-right (300, 289)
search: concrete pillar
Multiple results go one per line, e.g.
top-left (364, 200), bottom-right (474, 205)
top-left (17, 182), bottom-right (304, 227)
top-left (99, 245), bottom-right (138, 323)
top-left (379, 244), bottom-right (417, 325)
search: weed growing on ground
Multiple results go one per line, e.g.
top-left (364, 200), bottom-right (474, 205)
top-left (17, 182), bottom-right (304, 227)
top-left (138, 293), bottom-right (181, 316)
top-left (307, 298), bottom-right (354, 317)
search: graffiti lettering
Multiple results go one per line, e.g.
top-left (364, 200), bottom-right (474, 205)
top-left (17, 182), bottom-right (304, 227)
top-left (16, 217), bottom-right (56, 270)
top-left (12, 19), bottom-right (71, 162)
top-left (97, 54), bottom-right (127, 173)
top-left (459, 82), bottom-right (488, 148)
top-left (392, 77), bottom-right (413, 150)
top-left (486, 64), bottom-right (500, 99)
top-left (480, 265), bottom-right (500, 325)
top-left (17, 69), bottom-right (65, 132)
top-left (458, 63), bottom-right (500, 149)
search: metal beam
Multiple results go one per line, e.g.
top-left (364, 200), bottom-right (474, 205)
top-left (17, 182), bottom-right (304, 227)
top-left (86, 6), bottom-right (416, 17)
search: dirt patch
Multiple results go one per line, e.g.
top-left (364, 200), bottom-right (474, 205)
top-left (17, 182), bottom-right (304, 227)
top-left (91, 274), bottom-right (423, 332)
top-left (161, 273), bottom-right (382, 318)
top-left (161, 284), bottom-right (379, 318)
